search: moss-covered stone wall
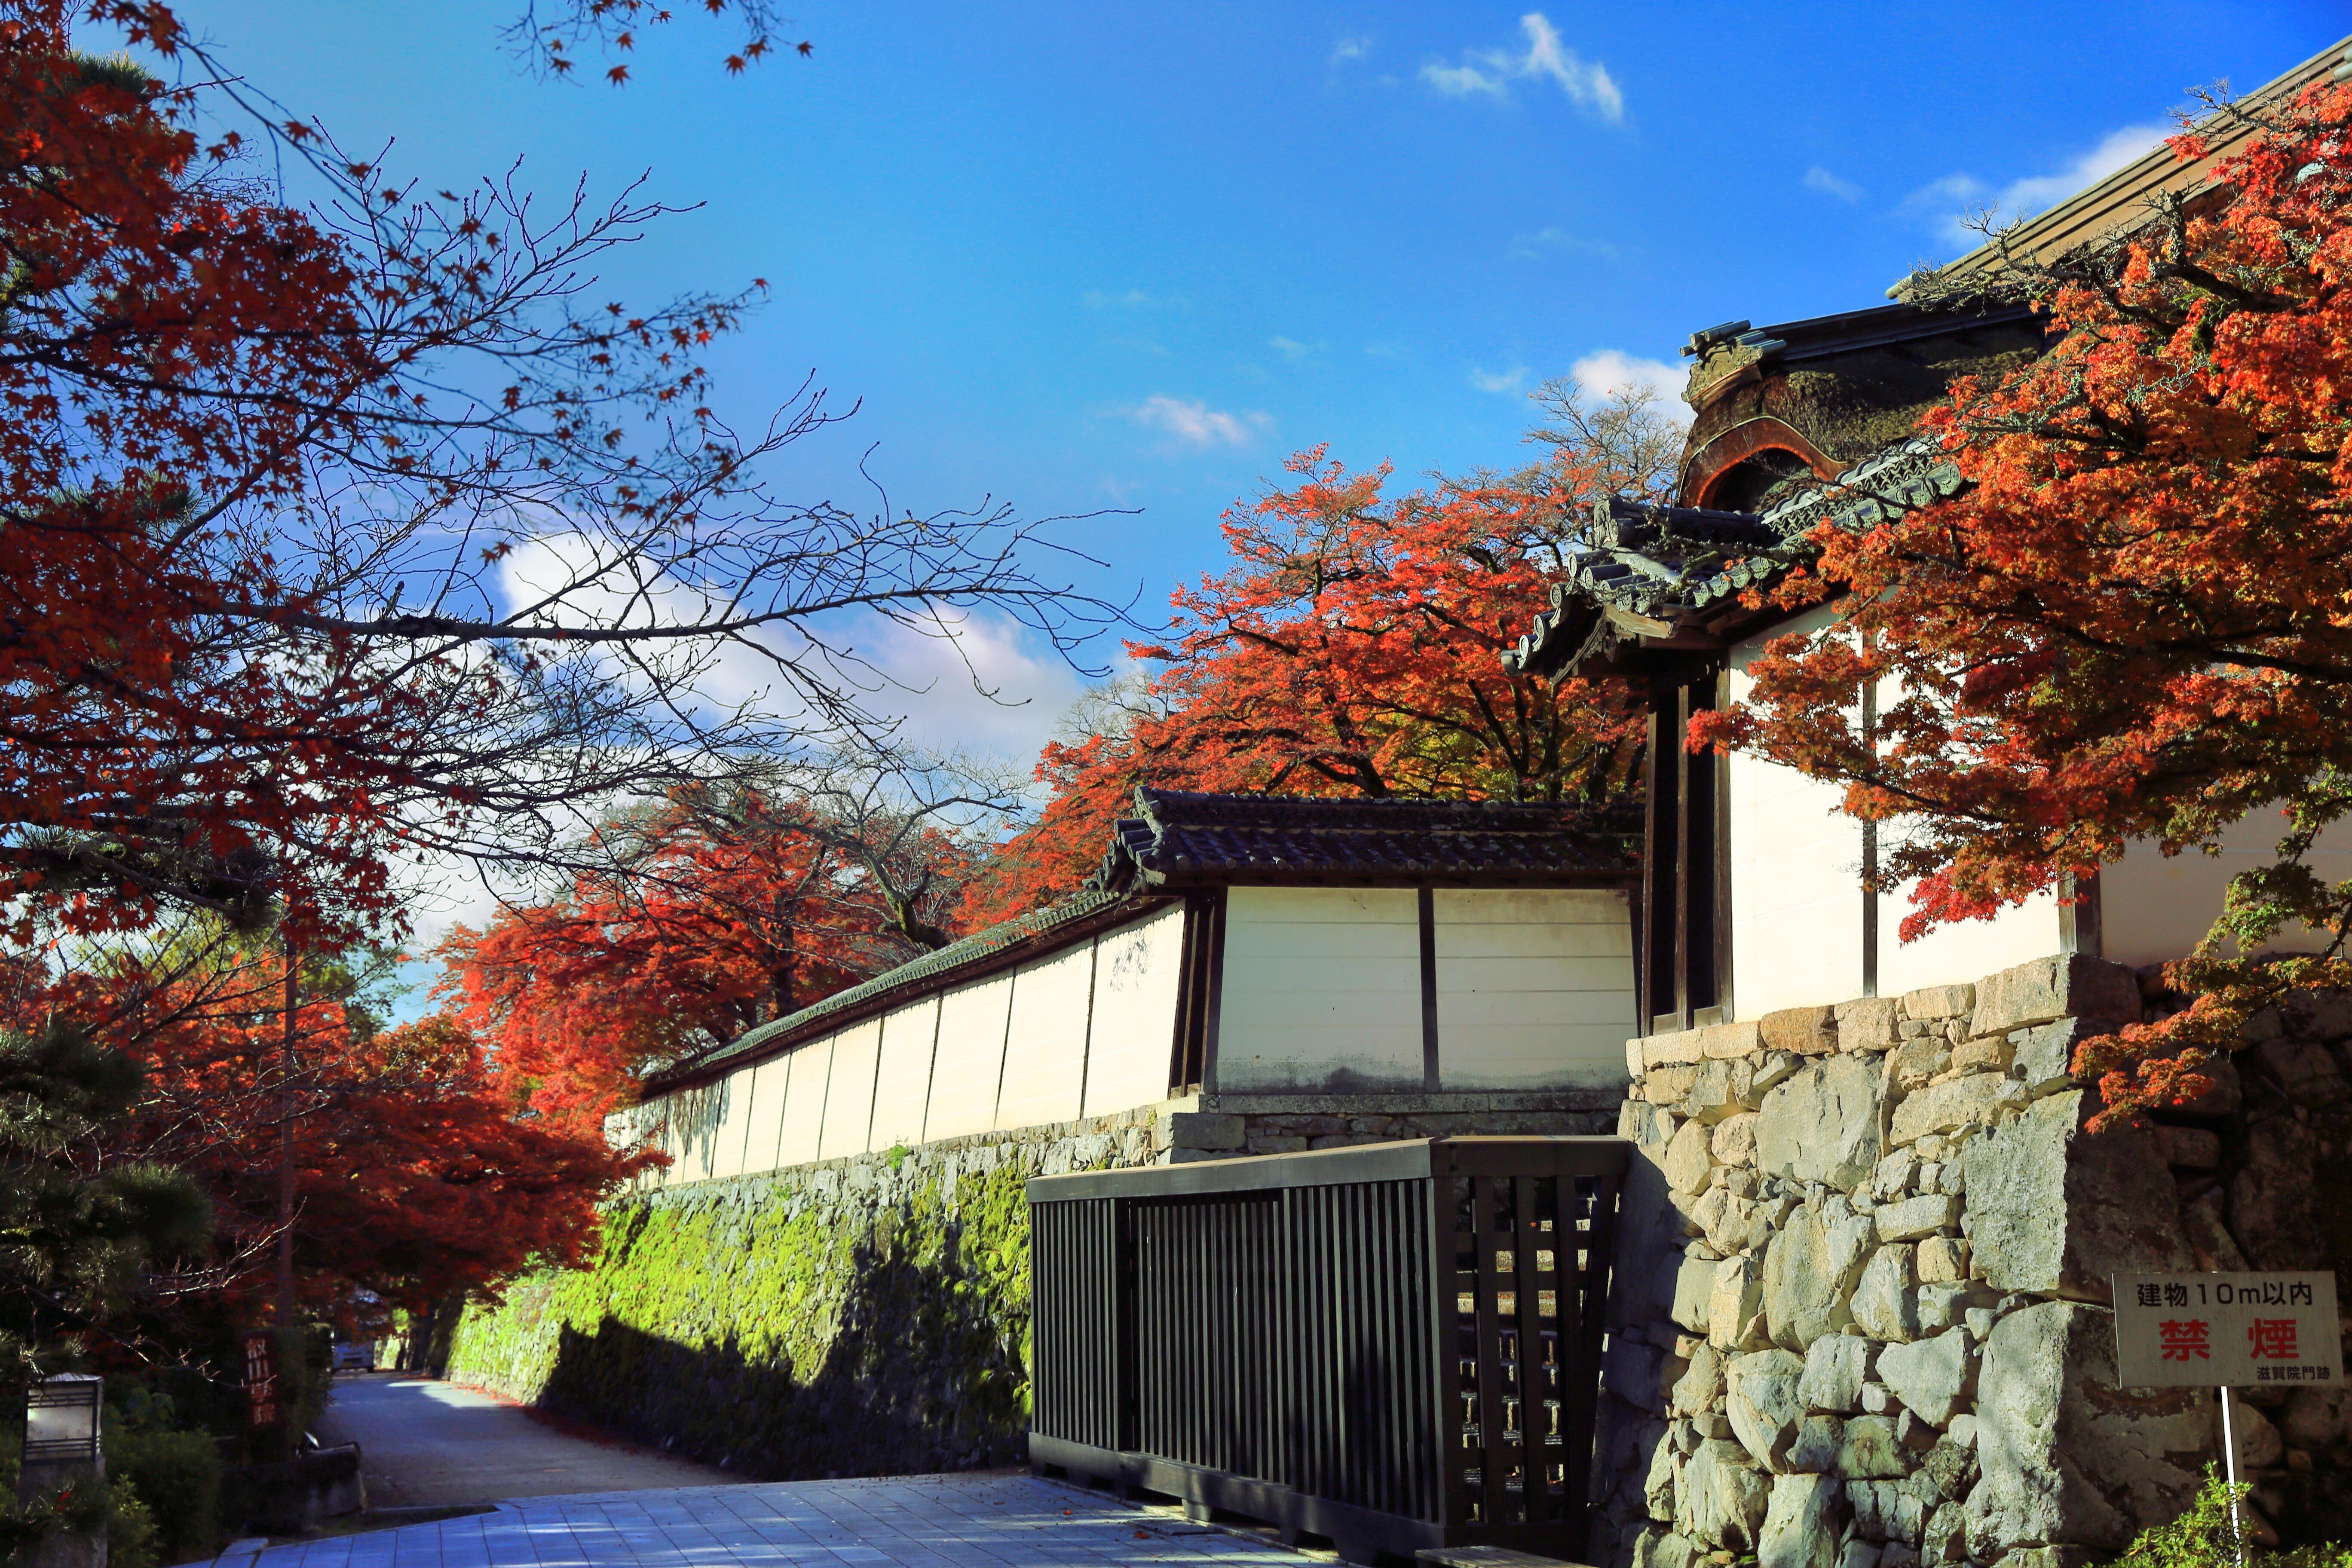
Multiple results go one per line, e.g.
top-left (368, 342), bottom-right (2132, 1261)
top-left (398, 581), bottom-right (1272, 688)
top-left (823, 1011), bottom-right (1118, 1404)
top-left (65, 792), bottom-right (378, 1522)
top-left (444, 1107), bottom-right (1166, 1479)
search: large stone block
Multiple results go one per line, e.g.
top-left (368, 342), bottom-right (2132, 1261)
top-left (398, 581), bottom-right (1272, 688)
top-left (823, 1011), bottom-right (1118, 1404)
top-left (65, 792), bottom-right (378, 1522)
top-left (1799, 1334), bottom-right (1876, 1415)
top-left (1665, 1118), bottom-right (1717, 1196)
top-left (1874, 1329), bottom-right (1976, 1428)
top-left (1688, 1058), bottom-right (1756, 1124)
top-left (1647, 1028), bottom-right (1708, 1069)
top-left (1873, 1193), bottom-right (1960, 1244)
top-left (1900, 984), bottom-right (1976, 1022)
top-left (1672, 1341), bottom-right (1725, 1416)
top-left (1764, 1204), bottom-right (1875, 1351)
top-left (1704, 1021), bottom-right (1765, 1059)
top-left (1727, 1349), bottom-right (1809, 1473)
top-left (2009, 1020), bottom-right (2087, 1097)
top-left (1971, 955), bottom-right (2140, 1038)
top-left (2231, 1110), bottom-right (2329, 1268)
top-left (1162, 1112), bottom-right (1246, 1151)
top-left (1834, 1414), bottom-right (1913, 1479)
top-left (1888, 1074), bottom-right (2018, 1146)
top-left (1681, 1438), bottom-right (1771, 1550)
top-left (1760, 1473), bottom-right (1847, 1568)
top-left (1965, 1300), bottom-right (2206, 1555)
top-left (1960, 1091), bottom-right (2193, 1300)
top-left (1836, 997), bottom-right (1900, 1053)
top-left (1633, 1529), bottom-right (1708, 1568)
top-left (1709, 1255), bottom-right (1767, 1351)
top-left (1670, 1251), bottom-right (1718, 1335)
top-left (1851, 1244), bottom-right (1919, 1343)
top-left (1712, 1112), bottom-right (1760, 1167)
top-left (1757, 1054), bottom-right (1886, 1190)
top-left (1762, 1005), bottom-right (1840, 1056)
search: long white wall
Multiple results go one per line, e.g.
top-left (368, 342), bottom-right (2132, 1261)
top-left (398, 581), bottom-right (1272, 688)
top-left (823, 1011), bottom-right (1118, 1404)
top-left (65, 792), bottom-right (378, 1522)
top-left (619, 904), bottom-right (1186, 1190)
top-left (621, 879), bottom-right (1650, 1187)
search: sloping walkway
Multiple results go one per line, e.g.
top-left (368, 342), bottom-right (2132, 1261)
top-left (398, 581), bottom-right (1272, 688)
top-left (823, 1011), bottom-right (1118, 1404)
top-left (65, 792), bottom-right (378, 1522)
top-left (229, 1473), bottom-right (1326, 1567)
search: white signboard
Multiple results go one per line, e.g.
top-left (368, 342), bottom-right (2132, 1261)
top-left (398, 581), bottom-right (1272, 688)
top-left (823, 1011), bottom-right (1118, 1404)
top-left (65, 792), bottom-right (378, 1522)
top-left (2112, 1272), bottom-right (2341, 1390)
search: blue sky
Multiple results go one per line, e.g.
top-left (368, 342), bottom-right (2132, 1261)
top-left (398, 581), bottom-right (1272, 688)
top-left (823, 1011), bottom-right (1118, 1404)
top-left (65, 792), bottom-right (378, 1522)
top-left (154, 0), bottom-right (2346, 760)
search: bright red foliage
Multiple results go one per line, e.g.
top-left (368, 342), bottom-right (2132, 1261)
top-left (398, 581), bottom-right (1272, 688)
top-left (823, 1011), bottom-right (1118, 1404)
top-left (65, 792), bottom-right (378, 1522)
top-left (1693, 81), bottom-right (2352, 1117)
top-left (968, 435), bottom-right (1653, 924)
top-left (438, 790), bottom-right (968, 1128)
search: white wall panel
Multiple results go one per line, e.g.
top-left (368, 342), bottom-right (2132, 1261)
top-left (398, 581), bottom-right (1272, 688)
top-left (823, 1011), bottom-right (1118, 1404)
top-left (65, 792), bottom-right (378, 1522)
top-left (1081, 907), bottom-right (1185, 1117)
top-left (2100, 815), bottom-right (2352, 968)
top-left (995, 942), bottom-right (1096, 1131)
top-left (1434, 888), bottom-right (1635, 1089)
top-left (869, 998), bottom-right (941, 1151)
top-left (819, 1019), bottom-right (885, 1160)
top-left (774, 1035), bottom-right (833, 1167)
top-left (1875, 882), bottom-right (2063, 997)
top-left (1727, 613), bottom-right (1868, 1017)
top-left (702, 1066), bottom-right (754, 1180)
top-left (738, 1055), bottom-right (788, 1176)
top-left (1218, 887), bottom-right (1422, 1091)
top-left (925, 975), bottom-right (1016, 1141)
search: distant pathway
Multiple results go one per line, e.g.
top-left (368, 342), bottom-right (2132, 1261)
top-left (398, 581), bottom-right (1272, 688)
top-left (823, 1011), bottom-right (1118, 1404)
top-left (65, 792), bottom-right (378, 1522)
top-left (227, 1473), bottom-right (1324, 1567)
top-left (312, 1372), bottom-right (731, 1507)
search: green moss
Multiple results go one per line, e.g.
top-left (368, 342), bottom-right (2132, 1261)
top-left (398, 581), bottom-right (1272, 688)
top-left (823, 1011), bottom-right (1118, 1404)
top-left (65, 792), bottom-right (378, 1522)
top-left (446, 1154), bottom-right (1044, 1479)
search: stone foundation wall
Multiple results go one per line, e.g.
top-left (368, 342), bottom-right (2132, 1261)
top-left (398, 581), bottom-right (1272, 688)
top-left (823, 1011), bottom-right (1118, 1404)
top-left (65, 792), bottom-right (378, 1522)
top-left (1592, 953), bottom-right (2352, 1568)
top-left (444, 1087), bottom-right (1615, 1481)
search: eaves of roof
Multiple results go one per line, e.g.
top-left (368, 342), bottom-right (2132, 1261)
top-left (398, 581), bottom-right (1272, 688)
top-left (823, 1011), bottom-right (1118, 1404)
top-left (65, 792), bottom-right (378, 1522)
top-left (1503, 435), bottom-right (1966, 680)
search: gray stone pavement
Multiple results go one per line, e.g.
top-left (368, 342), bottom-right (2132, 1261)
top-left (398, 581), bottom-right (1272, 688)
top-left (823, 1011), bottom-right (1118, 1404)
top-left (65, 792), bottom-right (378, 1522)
top-left (224, 1473), bottom-right (1326, 1567)
top-left (314, 1374), bottom-right (729, 1506)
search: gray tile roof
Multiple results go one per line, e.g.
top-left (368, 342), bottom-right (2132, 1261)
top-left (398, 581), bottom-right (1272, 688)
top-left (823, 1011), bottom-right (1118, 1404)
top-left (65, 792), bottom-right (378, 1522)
top-left (1503, 435), bottom-right (1965, 678)
top-left (1087, 787), bottom-right (1641, 892)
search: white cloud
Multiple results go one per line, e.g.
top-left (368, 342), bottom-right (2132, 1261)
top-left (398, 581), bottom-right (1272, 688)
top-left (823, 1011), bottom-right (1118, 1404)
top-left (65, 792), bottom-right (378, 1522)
top-left (1083, 288), bottom-right (1170, 310)
top-left (1422, 13), bottom-right (1623, 122)
top-left (1267, 335), bottom-right (1321, 361)
top-left (1469, 364), bottom-right (1530, 395)
top-left (1570, 349), bottom-right (1689, 421)
top-left (1132, 394), bottom-right (1271, 447)
top-left (1804, 165), bottom-right (1862, 202)
top-left (1332, 35), bottom-right (1370, 65)
top-left (1363, 340), bottom-right (1408, 360)
top-left (1906, 123), bottom-right (2168, 245)
top-left (1507, 225), bottom-right (1623, 262)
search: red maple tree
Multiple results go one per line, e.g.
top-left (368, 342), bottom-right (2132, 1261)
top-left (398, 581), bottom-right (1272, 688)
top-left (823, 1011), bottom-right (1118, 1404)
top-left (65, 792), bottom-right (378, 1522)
top-left (438, 785), bottom-right (978, 1128)
top-left (1692, 78), bottom-right (2352, 1116)
top-left (967, 387), bottom-right (1667, 923)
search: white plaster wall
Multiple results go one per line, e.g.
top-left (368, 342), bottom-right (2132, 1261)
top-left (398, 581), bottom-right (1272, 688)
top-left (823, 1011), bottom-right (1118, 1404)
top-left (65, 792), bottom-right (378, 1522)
top-left (818, 1018), bottom-right (884, 1160)
top-left (1875, 878), bottom-right (2064, 996)
top-left (924, 974), bottom-right (1016, 1141)
top-left (738, 1054), bottom-right (789, 1176)
top-left (2101, 814), bottom-right (2352, 967)
top-left (1728, 611), bottom-right (1868, 1016)
top-left (868, 998), bottom-right (940, 1151)
top-left (775, 1035), bottom-right (833, 1167)
top-left (1217, 887), bottom-right (1422, 1091)
top-left (994, 941), bottom-right (1096, 1131)
top-left (1080, 907), bottom-right (1185, 1118)
top-left (1434, 888), bottom-right (1635, 1089)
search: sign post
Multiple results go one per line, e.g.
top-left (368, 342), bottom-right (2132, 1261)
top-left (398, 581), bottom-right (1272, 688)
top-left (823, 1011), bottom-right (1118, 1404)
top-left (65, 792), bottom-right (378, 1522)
top-left (2112, 1271), bottom-right (2342, 1564)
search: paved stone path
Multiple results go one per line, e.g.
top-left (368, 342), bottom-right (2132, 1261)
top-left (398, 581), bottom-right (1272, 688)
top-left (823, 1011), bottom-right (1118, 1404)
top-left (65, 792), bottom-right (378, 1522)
top-left (315, 1375), bottom-right (729, 1506)
top-left (225, 1473), bottom-right (1326, 1567)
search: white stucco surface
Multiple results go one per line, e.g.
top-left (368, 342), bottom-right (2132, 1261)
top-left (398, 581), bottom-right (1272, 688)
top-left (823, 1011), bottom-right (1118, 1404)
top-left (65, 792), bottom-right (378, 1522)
top-left (1080, 907), bottom-right (1186, 1117)
top-left (817, 1019), bottom-right (884, 1160)
top-left (923, 975), bottom-right (1017, 1142)
top-left (772, 1034), bottom-right (833, 1168)
top-left (993, 941), bottom-right (1097, 1132)
top-left (1216, 886), bottom-right (1422, 1092)
top-left (1433, 888), bottom-right (1635, 1089)
top-left (867, 999), bottom-right (940, 1153)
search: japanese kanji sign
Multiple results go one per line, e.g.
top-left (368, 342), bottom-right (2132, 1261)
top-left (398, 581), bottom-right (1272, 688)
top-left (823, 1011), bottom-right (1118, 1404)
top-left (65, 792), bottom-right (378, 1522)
top-left (241, 1329), bottom-right (282, 1429)
top-left (2112, 1272), bottom-right (2342, 1390)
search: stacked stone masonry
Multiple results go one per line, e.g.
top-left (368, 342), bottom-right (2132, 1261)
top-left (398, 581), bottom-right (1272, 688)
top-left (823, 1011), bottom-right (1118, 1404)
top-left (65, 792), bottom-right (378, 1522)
top-left (443, 1091), bottom-right (1615, 1482)
top-left (1595, 953), bottom-right (2352, 1568)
